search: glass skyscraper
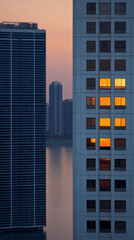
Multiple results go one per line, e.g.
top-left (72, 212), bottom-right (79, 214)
top-left (0, 22), bottom-right (46, 230)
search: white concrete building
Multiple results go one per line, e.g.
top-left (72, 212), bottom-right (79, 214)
top-left (73, 0), bottom-right (134, 239)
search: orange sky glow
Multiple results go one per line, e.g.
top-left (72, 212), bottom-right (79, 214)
top-left (0, 0), bottom-right (72, 101)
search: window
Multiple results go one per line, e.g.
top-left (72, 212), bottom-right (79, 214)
top-left (100, 22), bottom-right (111, 33)
top-left (115, 138), bottom-right (126, 150)
top-left (86, 97), bottom-right (96, 109)
top-left (100, 138), bottom-right (111, 150)
top-left (100, 118), bottom-right (111, 129)
top-left (114, 97), bottom-right (126, 109)
top-left (114, 78), bottom-right (126, 89)
top-left (100, 221), bottom-right (111, 233)
top-left (115, 180), bottom-right (126, 192)
top-left (100, 60), bottom-right (111, 71)
top-left (86, 158), bottom-right (96, 171)
top-left (115, 60), bottom-right (126, 71)
top-left (87, 180), bottom-right (96, 191)
top-left (86, 138), bottom-right (96, 150)
top-left (100, 97), bottom-right (111, 109)
top-left (100, 200), bottom-right (111, 212)
top-left (87, 221), bottom-right (96, 233)
top-left (100, 159), bottom-right (111, 171)
top-left (115, 3), bottom-right (126, 15)
top-left (86, 41), bottom-right (96, 52)
top-left (100, 78), bottom-right (111, 89)
top-left (87, 22), bottom-right (96, 33)
top-left (99, 3), bottom-right (111, 14)
top-left (115, 41), bottom-right (126, 52)
top-left (100, 179), bottom-right (111, 191)
top-left (115, 118), bottom-right (126, 129)
top-left (86, 118), bottom-right (96, 129)
top-left (87, 3), bottom-right (96, 14)
top-left (100, 41), bottom-right (111, 52)
top-left (86, 78), bottom-right (96, 89)
top-left (115, 221), bottom-right (126, 233)
top-left (115, 159), bottom-right (126, 171)
top-left (115, 200), bottom-right (126, 212)
top-left (87, 200), bottom-right (96, 212)
top-left (115, 22), bottom-right (126, 33)
top-left (87, 60), bottom-right (96, 71)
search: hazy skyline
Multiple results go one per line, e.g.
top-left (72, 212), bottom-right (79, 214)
top-left (0, 0), bottom-right (72, 101)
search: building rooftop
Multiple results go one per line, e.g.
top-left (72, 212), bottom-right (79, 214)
top-left (0, 21), bottom-right (38, 30)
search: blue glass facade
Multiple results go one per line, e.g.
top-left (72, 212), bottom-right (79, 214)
top-left (0, 28), bottom-right (46, 229)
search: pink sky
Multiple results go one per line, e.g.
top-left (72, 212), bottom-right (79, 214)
top-left (0, 0), bottom-right (72, 102)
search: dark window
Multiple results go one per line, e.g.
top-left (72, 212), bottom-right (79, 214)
top-left (87, 60), bottom-right (96, 71)
top-left (86, 41), bottom-right (96, 52)
top-left (115, 221), bottom-right (126, 233)
top-left (115, 3), bottom-right (126, 15)
top-left (86, 78), bottom-right (96, 90)
top-left (100, 200), bottom-right (111, 212)
top-left (87, 221), bottom-right (96, 233)
top-left (100, 159), bottom-right (111, 171)
top-left (100, 60), bottom-right (111, 71)
top-left (87, 3), bottom-right (96, 14)
top-left (115, 60), bottom-right (126, 71)
top-left (115, 41), bottom-right (126, 52)
top-left (86, 97), bottom-right (96, 109)
top-left (87, 22), bottom-right (96, 33)
top-left (86, 158), bottom-right (96, 171)
top-left (100, 179), bottom-right (111, 191)
top-left (87, 200), bottom-right (96, 212)
top-left (115, 138), bottom-right (126, 150)
top-left (115, 180), bottom-right (126, 192)
top-left (99, 3), bottom-right (111, 14)
top-left (86, 138), bottom-right (96, 150)
top-left (100, 22), bottom-right (111, 33)
top-left (100, 221), bottom-right (111, 233)
top-left (86, 118), bottom-right (96, 129)
top-left (115, 22), bottom-right (126, 33)
top-left (100, 41), bottom-right (111, 52)
top-left (115, 200), bottom-right (126, 212)
top-left (115, 159), bottom-right (126, 171)
top-left (87, 180), bottom-right (96, 191)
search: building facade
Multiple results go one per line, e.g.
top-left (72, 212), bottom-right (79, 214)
top-left (49, 81), bottom-right (62, 135)
top-left (73, 1), bottom-right (134, 239)
top-left (0, 22), bottom-right (46, 230)
top-left (62, 99), bottom-right (73, 136)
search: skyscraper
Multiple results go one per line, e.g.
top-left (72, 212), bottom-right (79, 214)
top-left (49, 81), bottom-right (62, 135)
top-left (62, 99), bottom-right (73, 136)
top-left (73, 1), bottom-right (134, 239)
top-left (0, 22), bottom-right (46, 230)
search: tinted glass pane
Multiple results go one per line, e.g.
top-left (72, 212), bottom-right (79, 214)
top-left (100, 22), bottom-right (111, 33)
top-left (87, 22), bottom-right (96, 33)
top-left (87, 3), bottom-right (96, 14)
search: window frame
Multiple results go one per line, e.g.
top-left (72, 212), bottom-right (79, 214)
top-left (114, 97), bottom-right (126, 109)
top-left (100, 200), bottom-right (111, 212)
top-left (115, 200), bottom-right (126, 212)
top-left (86, 138), bottom-right (96, 150)
top-left (99, 78), bottom-right (111, 89)
top-left (115, 3), bottom-right (126, 15)
top-left (100, 179), bottom-right (111, 191)
top-left (87, 200), bottom-right (96, 212)
top-left (86, 158), bottom-right (96, 171)
top-left (100, 22), bottom-right (111, 34)
top-left (115, 159), bottom-right (126, 171)
top-left (87, 220), bottom-right (96, 233)
top-left (86, 97), bottom-right (96, 109)
top-left (87, 22), bottom-right (96, 34)
top-left (115, 180), bottom-right (126, 192)
top-left (87, 179), bottom-right (96, 191)
top-left (114, 78), bottom-right (126, 89)
top-left (86, 78), bottom-right (96, 90)
top-left (100, 138), bottom-right (111, 150)
top-left (114, 118), bottom-right (126, 130)
top-left (100, 158), bottom-right (111, 171)
top-left (87, 3), bottom-right (96, 15)
top-left (86, 118), bottom-right (96, 129)
top-left (115, 22), bottom-right (126, 33)
top-left (115, 60), bottom-right (126, 71)
top-left (100, 118), bottom-right (111, 129)
top-left (87, 60), bottom-right (96, 71)
top-left (100, 97), bottom-right (111, 109)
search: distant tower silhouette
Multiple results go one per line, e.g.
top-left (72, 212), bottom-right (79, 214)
top-left (62, 99), bottom-right (73, 136)
top-left (49, 82), bottom-right (62, 135)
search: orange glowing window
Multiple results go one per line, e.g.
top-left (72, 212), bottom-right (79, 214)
top-left (100, 159), bottom-right (111, 171)
top-left (100, 179), bottom-right (111, 191)
top-left (114, 97), bottom-right (126, 108)
top-left (100, 138), bottom-right (111, 150)
top-left (87, 138), bottom-right (96, 149)
top-left (115, 78), bottom-right (126, 89)
top-left (100, 118), bottom-right (111, 129)
top-left (86, 97), bottom-right (96, 108)
top-left (115, 118), bottom-right (126, 128)
top-left (100, 97), bottom-right (111, 108)
top-left (100, 78), bottom-right (111, 89)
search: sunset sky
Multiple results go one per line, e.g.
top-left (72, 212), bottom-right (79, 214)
top-left (0, 0), bottom-right (72, 102)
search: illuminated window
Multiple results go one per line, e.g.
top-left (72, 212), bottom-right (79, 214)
top-left (87, 180), bottom-right (96, 191)
top-left (115, 180), bottom-right (126, 192)
top-left (100, 78), bottom-right (111, 89)
top-left (86, 97), bottom-right (96, 109)
top-left (100, 138), bottom-right (111, 150)
top-left (100, 97), bottom-right (111, 109)
top-left (100, 179), bottom-right (111, 191)
top-left (100, 159), bottom-right (111, 170)
top-left (114, 138), bottom-right (126, 150)
top-left (86, 118), bottom-right (96, 129)
top-left (114, 78), bottom-right (126, 89)
top-left (100, 118), bottom-right (111, 129)
top-left (115, 159), bottom-right (126, 171)
top-left (114, 97), bottom-right (126, 109)
top-left (115, 118), bottom-right (126, 129)
top-left (86, 138), bottom-right (96, 150)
